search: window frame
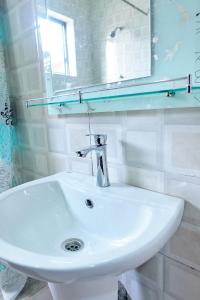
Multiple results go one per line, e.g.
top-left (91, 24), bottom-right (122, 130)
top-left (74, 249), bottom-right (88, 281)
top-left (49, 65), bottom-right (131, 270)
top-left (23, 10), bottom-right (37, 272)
top-left (48, 16), bottom-right (69, 76)
top-left (47, 9), bottom-right (77, 77)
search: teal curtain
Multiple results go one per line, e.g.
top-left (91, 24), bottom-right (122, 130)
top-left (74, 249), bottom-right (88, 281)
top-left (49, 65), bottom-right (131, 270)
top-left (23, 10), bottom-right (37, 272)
top-left (0, 9), bottom-right (15, 272)
top-left (0, 34), bottom-right (15, 192)
top-left (0, 12), bottom-right (27, 297)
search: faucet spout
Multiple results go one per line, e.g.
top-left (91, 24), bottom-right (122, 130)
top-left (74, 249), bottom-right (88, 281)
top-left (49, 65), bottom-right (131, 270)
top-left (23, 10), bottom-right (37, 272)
top-left (76, 134), bottom-right (110, 188)
top-left (76, 145), bottom-right (99, 158)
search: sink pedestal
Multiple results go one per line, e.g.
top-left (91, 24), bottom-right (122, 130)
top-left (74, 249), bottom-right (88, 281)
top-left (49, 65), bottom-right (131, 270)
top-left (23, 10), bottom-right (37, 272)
top-left (48, 277), bottom-right (118, 300)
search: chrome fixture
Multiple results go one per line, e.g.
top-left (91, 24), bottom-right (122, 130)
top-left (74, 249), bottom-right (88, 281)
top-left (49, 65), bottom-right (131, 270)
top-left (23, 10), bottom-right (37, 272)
top-left (121, 0), bottom-right (149, 16)
top-left (76, 134), bottom-right (110, 188)
top-left (109, 26), bottom-right (124, 38)
top-left (62, 238), bottom-right (84, 252)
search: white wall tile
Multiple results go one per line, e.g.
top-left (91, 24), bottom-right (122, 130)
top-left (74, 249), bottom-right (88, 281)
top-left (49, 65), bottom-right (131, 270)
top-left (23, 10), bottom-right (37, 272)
top-left (119, 165), bottom-right (164, 193)
top-left (163, 222), bottom-right (200, 271)
top-left (90, 112), bottom-right (122, 125)
top-left (4, 0), bottom-right (20, 10)
top-left (35, 152), bottom-right (48, 175)
top-left (136, 254), bottom-right (164, 290)
top-left (24, 63), bottom-right (43, 94)
top-left (21, 169), bottom-right (37, 183)
top-left (130, 280), bottom-right (161, 300)
top-left (164, 257), bottom-right (200, 300)
top-left (30, 123), bottom-right (48, 151)
top-left (164, 125), bottom-right (200, 177)
top-left (15, 99), bottom-right (26, 121)
top-left (29, 105), bottom-right (45, 122)
top-left (71, 157), bottom-right (93, 175)
top-left (21, 149), bottom-right (35, 171)
top-left (124, 130), bottom-right (159, 168)
top-left (48, 153), bottom-right (70, 175)
top-left (47, 127), bottom-right (66, 153)
top-left (165, 176), bottom-right (200, 226)
top-left (122, 110), bottom-right (163, 131)
top-left (10, 68), bottom-right (25, 96)
top-left (165, 108), bottom-right (200, 126)
top-left (13, 149), bottom-right (22, 168)
top-left (64, 114), bottom-right (90, 125)
top-left (22, 30), bottom-right (39, 65)
top-left (17, 123), bottom-right (31, 147)
top-left (65, 125), bottom-right (90, 154)
top-left (18, 0), bottom-right (35, 32)
top-left (8, 40), bottom-right (23, 68)
top-left (7, 8), bottom-right (19, 40)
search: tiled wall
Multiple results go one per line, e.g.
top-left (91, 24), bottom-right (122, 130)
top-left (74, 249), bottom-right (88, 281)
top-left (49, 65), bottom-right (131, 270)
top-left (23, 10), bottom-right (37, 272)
top-left (4, 0), bottom-right (200, 300)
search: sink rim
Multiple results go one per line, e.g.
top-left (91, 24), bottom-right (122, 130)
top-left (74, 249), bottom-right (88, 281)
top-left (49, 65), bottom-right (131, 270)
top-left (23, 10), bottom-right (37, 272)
top-left (0, 172), bottom-right (184, 274)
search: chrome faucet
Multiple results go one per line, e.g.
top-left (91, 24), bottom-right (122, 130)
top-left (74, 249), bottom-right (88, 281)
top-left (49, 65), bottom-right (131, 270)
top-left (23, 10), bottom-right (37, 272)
top-left (76, 134), bottom-right (110, 187)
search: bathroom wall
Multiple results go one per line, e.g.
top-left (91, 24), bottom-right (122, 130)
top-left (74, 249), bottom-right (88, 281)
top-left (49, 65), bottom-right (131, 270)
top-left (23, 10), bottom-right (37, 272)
top-left (4, 0), bottom-right (200, 300)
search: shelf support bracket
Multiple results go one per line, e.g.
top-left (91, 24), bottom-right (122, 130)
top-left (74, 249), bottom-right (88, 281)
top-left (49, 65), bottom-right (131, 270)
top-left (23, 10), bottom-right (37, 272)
top-left (79, 91), bottom-right (82, 104)
top-left (187, 74), bottom-right (192, 94)
top-left (167, 90), bottom-right (176, 97)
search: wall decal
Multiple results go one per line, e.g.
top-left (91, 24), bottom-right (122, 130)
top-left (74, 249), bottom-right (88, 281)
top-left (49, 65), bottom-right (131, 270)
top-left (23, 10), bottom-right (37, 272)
top-left (153, 54), bottom-right (159, 61)
top-left (152, 36), bottom-right (159, 44)
top-left (164, 41), bottom-right (181, 61)
top-left (170, 0), bottom-right (191, 23)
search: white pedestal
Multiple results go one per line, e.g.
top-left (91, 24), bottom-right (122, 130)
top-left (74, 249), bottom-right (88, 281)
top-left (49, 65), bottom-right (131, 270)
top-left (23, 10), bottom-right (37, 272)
top-left (48, 277), bottom-right (118, 300)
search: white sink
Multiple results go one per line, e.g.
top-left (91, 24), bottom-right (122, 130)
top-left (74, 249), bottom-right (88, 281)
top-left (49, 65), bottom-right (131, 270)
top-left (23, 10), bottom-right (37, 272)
top-left (0, 172), bottom-right (184, 300)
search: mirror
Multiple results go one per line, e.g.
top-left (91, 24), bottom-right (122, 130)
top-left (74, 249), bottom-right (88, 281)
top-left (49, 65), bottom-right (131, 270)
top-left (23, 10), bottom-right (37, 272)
top-left (37, 0), bottom-right (151, 94)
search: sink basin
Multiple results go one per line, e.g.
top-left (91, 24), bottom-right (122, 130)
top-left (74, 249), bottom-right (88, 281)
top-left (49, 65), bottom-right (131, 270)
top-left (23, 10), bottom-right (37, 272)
top-left (0, 172), bottom-right (184, 300)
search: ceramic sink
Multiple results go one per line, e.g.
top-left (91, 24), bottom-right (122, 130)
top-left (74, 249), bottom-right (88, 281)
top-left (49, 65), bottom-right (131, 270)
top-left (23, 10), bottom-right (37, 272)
top-left (0, 172), bottom-right (184, 300)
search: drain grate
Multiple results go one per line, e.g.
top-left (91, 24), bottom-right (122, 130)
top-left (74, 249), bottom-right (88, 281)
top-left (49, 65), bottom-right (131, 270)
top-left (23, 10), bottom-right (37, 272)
top-left (62, 238), bottom-right (84, 252)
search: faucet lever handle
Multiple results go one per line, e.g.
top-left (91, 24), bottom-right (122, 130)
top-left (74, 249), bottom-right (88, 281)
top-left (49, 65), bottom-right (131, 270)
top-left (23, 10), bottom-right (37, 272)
top-left (86, 134), bottom-right (107, 146)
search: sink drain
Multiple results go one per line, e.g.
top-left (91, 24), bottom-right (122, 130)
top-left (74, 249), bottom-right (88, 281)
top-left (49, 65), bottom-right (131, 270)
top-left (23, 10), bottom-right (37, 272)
top-left (62, 238), bottom-right (84, 252)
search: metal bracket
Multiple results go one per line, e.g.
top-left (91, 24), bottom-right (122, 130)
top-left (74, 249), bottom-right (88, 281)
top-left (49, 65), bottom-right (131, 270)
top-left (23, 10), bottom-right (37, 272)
top-left (79, 91), bottom-right (82, 104)
top-left (187, 74), bottom-right (192, 94)
top-left (167, 91), bottom-right (176, 97)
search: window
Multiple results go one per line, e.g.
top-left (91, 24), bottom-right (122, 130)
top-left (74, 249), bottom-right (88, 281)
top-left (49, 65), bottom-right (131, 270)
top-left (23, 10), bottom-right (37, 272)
top-left (39, 11), bottom-right (77, 77)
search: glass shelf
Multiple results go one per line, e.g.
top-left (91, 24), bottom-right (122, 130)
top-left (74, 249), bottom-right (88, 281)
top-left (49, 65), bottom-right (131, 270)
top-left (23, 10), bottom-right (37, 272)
top-left (26, 86), bottom-right (200, 108)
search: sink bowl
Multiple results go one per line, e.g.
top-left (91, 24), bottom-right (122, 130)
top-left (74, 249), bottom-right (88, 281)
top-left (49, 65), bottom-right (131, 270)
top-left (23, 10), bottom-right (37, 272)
top-left (0, 172), bottom-right (184, 300)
